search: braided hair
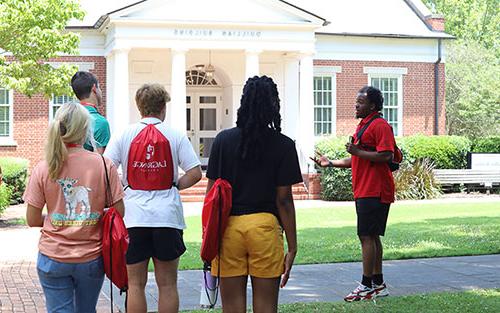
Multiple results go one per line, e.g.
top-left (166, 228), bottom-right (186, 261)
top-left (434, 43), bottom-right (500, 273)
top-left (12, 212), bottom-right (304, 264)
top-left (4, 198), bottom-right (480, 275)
top-left (236, 75), bottom-right (282, 161)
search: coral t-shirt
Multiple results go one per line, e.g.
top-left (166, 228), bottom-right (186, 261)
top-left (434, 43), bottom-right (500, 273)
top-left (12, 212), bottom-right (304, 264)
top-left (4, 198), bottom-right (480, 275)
top-left (23, 150), bottom-right (124, 263)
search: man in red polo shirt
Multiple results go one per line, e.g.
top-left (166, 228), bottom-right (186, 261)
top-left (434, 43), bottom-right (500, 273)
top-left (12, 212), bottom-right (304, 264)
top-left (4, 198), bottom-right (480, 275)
top-left (313, 86), bottom-right (395, 301)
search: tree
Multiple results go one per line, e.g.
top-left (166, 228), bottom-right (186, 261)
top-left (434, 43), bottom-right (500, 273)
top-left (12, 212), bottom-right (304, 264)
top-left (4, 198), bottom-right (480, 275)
top-left (445, 40), bottom-right (500, 138)
top-left (423, 0), bottom-right (499, 52)
top-left (0, 0), bottom-right (84, 97)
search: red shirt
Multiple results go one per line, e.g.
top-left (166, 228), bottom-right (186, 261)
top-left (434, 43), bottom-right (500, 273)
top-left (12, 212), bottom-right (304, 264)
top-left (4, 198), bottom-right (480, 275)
top-left (351, 112), bottom-right (395, 203)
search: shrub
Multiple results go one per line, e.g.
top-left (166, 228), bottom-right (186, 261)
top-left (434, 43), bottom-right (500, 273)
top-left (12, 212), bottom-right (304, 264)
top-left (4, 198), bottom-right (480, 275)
top-left (398, 135), bottom-right (471, 169)
top-left (394, 159), bottom-right (442, 200)
top-left (316, 137), bottom-right (353, 201)
top-left (471, 136), bottom-right (500, 153)
top-left (0, 157), bottom-right (29, 204)
top-left (0, 184), bottom-right (12, 215)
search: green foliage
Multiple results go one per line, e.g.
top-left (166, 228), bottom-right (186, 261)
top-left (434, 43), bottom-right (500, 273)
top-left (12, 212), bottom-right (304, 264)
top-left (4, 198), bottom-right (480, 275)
top-left (315, 137), bottom-right (353, 201)
top-left (398, 135), bottom-right (471, 169)
top-left (0, 157), bottom-right (29, 204)
top-left (0, 183), bottom-right (12, 215)
top-left (471, 136), bottom-right (500, 153)
top-left (444, 40), bottom-right (500, 138)
top-left (423, 0), bottom-right (499, 52)
top-left (394, 159), bottom-right (442, 200)
top-left (0, 0), bottom-right (84, 97)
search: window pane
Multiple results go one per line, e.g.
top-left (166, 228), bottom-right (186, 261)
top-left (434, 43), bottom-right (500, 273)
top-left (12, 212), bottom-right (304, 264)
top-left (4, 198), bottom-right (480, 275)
top-left (0, 90), bottom-right (6, 104)
top-left (0, 106), bottom-right (7, 121)
top-left (0, 122), bottom-right (8, 136)
top-left (199, 96), bottom-right (216, 104)
top-left (186, 96), bottom-right (191, 104)
top-left (186, 108), bottom-right (191, 131)
top-left (199, 137), bottom-right (215, 158)
top-left (199, 108), bottom-right (216, 130)
top-left (314, 108), bottom-right (320, 121)
top-left (314, 123), bottom-right (321, 136)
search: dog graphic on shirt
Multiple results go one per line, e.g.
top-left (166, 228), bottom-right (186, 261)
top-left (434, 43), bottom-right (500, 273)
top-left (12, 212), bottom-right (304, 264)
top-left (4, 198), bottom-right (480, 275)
top-left (57, 178), bottom-right (92, 219)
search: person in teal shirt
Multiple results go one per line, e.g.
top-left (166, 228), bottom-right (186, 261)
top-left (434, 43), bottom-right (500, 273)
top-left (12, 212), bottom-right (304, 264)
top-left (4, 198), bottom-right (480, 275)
top-left (71, 71), bottom-right (111, 154)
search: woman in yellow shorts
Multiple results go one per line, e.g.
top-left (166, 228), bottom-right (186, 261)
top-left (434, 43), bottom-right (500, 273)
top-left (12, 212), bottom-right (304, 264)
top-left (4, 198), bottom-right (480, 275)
top-left (205, 75), bottom-right (302, 313)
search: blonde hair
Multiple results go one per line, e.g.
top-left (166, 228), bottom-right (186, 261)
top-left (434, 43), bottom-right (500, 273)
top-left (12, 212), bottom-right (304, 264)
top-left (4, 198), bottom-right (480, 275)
top-left (45, 102), bottom-right (94, 180)
top-left (135, 83), bottom-right (170, 117)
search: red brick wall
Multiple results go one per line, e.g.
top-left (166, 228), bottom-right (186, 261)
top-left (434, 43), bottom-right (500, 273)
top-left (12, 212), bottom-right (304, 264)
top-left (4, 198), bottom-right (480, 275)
top-left (0, 56), bottom-right (106, 169)
top-left (314, 60), bottom-right (446, 136)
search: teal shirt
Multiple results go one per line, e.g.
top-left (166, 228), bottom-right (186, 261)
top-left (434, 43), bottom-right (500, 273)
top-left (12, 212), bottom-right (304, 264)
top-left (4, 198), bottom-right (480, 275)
top-left (83, 105), bottom-right (111, 151)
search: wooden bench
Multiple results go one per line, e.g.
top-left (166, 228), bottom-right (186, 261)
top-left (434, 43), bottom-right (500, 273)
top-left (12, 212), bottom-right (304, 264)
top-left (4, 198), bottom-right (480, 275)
top-left (433, 169), bottom-right (500, 193)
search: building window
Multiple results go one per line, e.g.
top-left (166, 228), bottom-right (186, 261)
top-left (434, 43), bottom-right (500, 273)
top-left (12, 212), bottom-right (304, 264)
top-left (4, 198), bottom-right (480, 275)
top-left (50, 95), bottom-right (77, 120)
top-left (370, 77), bottom-right (402, 136)
top-left (364, 67), bottom-right (406, 136)
top-left (0, 88), bottom-right (14, 144)
top-left (314, 76), bottom-right (334, 136)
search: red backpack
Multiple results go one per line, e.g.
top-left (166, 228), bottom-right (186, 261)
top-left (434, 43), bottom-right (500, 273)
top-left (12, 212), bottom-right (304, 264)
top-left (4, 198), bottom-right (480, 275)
top-left (101, 155), bottom-right (129, 312)
top-left (127, 122), bottom-right (174, 190)
top-left (102, 207), bottom-right (129, 293)
top-left (200, 178), bottom-right (232, 263)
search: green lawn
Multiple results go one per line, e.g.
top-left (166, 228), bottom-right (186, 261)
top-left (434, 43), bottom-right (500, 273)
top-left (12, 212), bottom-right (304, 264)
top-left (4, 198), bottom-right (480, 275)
top-left (185, 289), bottom-right (500, 313)
top-left (169, 201), bottom-right (500, 271)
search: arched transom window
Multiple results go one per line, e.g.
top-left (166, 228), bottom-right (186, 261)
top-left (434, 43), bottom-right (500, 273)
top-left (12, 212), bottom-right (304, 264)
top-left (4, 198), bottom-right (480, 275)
top-left (185, 70), bottom-right (218, 86)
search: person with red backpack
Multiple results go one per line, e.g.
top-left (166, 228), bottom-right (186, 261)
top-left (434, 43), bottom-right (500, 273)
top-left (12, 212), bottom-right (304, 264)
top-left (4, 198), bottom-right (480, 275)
top-left (104, 83), bottom-right (202, 313)
top-left (23, 102), bottom-right (125, 313)
top-left (205, 76), bottom-right (301, 313)
top-left (312, 86), bottom-right (397, 302)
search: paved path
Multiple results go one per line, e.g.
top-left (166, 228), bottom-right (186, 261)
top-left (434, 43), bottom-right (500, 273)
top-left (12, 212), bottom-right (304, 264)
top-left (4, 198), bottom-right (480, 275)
top-left (1, 197), bottom-right (499, 312)
top-left (101, 254), bottom-right (500, 312)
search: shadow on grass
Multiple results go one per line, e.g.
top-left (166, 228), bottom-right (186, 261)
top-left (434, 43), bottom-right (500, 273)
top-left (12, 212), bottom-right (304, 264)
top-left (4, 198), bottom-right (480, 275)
top-left (177, 216), bottom-right (500, 270)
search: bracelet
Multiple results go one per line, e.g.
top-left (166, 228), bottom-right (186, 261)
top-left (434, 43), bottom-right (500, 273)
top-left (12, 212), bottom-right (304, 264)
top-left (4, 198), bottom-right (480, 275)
top-left (328, 160), bottom-right (334, 167)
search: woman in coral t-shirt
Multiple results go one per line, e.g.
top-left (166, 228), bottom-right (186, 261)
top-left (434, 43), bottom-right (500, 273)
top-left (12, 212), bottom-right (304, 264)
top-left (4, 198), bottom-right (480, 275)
top-left (23, 102), bottom-right (125, 313)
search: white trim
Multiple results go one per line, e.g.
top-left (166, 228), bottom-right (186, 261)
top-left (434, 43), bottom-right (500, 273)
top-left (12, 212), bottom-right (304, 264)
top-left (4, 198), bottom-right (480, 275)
top-left (367, 75), bottom-right (404, 136)
top-left (313, 67), bottom-right (337, 137)
top-left (49, 95), bottom-right (77, 121)
top-left (47, 62), bottom-right (95, 72)
top-left (364, 67), bottom-right (408, 75)
top-left (0, 89), bottom-right (15, 146)
top-left (314, 66), bottom-right (342, 74)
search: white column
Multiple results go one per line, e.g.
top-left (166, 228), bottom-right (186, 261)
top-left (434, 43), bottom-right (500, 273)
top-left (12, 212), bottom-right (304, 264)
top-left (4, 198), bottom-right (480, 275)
top-left (245, 49), bottom-right (261, 80)
top-left (170, 48), bottom-right (188, 134)
top-left (105, 53), bottom-right (115, 132)
top-left (298, 53), bottom-right (315, 173)
top-left (283, 56), bottom-right (300, 141)
top-left (108, 48), bottom-right (130, 135)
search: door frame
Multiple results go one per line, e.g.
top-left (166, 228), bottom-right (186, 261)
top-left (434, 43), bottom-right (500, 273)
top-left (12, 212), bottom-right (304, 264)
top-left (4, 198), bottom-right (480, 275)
top-left (186, 87), bottom-right (223, 166)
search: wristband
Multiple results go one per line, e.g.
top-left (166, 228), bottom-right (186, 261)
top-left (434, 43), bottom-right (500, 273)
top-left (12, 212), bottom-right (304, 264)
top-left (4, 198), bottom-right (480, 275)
top-left (328, 160), bottom-right (334, 167)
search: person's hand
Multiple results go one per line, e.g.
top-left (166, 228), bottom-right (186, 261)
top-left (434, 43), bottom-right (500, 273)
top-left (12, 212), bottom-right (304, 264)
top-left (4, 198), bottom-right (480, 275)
top-left (345, 142), bottom-right (361, 156)
top-left (310, 150), bottom-right (331, 167)
top-left (280, 249), bottom-right (297, 288)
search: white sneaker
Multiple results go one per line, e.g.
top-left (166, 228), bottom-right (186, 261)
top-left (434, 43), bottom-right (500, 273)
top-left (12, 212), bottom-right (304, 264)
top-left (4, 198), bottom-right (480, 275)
top-left (373, 282), bottom-right (389, 297)
top-left (344, 283), bottom-right (375, 302)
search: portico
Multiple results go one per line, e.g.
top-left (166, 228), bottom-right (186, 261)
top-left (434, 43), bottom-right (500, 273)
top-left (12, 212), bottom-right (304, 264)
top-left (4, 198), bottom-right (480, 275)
top-left (102, 0), bottom-right (325, 167)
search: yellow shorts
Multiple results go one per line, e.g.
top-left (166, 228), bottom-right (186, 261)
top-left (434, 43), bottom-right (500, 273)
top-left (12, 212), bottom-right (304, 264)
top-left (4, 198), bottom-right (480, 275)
top-left (211, 212), bottom-right (284, 278)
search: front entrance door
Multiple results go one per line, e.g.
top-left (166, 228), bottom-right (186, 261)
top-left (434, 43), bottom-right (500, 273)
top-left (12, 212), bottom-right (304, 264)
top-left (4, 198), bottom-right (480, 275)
top-left (186, 91), bottom-right (222, 165)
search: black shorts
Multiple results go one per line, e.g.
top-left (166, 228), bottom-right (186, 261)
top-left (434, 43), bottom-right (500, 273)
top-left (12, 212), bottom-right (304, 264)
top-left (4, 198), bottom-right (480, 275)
top-left (126, 227), bottom-right (186, 264)
top-left (355, 198), bottom-right (390, 236)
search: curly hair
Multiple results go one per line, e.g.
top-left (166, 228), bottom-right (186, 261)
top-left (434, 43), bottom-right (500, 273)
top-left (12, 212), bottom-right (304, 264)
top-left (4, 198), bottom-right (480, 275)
top-left (236, 75), bottom-right (281, 161)
top-left (358, 86), bottom-right (384, 111)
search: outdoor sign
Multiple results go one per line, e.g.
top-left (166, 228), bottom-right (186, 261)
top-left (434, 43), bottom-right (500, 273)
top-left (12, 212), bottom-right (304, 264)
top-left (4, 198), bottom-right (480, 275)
top-left (467, 153), bottom-right (500, 170)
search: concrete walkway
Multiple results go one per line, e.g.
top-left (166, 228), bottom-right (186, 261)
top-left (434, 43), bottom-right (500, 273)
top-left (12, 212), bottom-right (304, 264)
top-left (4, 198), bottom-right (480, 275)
top-left (101, 254), bottom-right (500, 312)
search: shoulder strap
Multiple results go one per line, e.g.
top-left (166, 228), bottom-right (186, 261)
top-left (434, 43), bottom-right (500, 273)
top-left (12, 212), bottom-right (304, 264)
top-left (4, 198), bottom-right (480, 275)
top-left (101, 155), bottom-right (113, 207)
top-left (356, 114), bottom-right (381, 145)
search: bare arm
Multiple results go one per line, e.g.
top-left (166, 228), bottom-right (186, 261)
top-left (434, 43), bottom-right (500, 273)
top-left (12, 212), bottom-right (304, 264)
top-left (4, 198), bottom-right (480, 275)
top-left (111, 199), bottom-right (125, 217)
top-left (206, 178), bottom-right (215, 194)
top-left (346, 143), bottom-right (393, 163)
top-left (311, 154), bottom-right (352, 168)
top-left (177, 165), bottom-right (202, 190)
top-left (26, 204), bottom-right (45, 227)
top-left (276, 185), bottom-right (297, 288)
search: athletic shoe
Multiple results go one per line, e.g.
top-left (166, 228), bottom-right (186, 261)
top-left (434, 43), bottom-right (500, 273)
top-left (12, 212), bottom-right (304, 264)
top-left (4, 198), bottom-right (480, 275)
top-left (373, 282), bottom-right (389, 297)
top-left (344, 283), bottom-right (375, 302)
